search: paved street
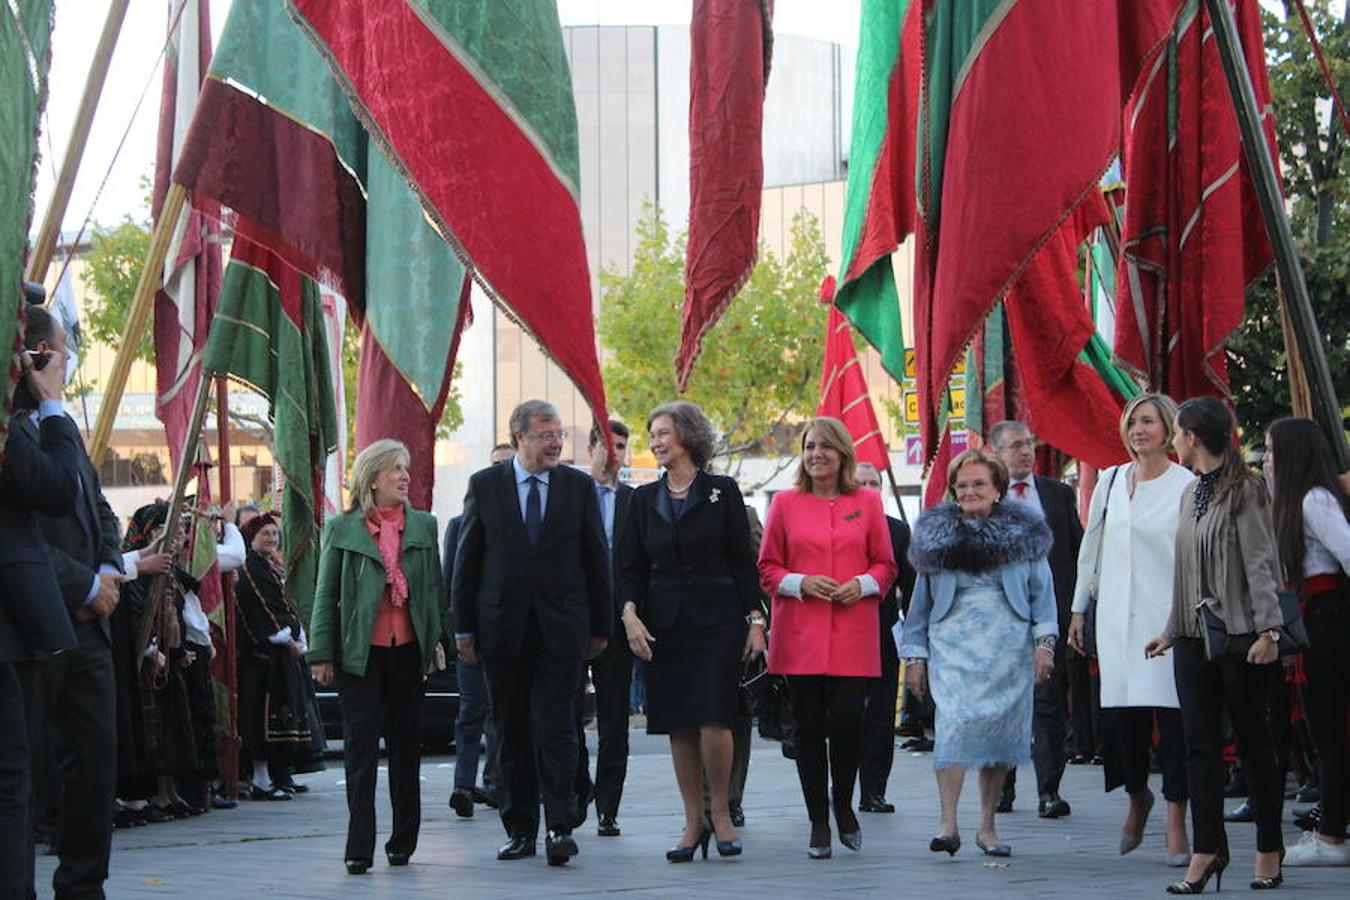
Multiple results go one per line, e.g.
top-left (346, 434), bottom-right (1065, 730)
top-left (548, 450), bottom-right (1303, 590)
top-left (39, 732), bottom-right (1345, 899)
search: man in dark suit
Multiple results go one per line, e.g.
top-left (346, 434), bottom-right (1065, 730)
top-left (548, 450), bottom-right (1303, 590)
top-left (854, 462), bottom-right (917, 814)
top-left (12, 306), bottom-right (127, 899)
top-left (0, 319), bottom-right (82, 900)
top-left (575, 419), bottom-right (634, 837)
top-left (453, 400), bottom-right (610, 866)
top-left (990, 420), bottom-right (1083, 819)
top-left (445, 443), bottom-right (513, 818)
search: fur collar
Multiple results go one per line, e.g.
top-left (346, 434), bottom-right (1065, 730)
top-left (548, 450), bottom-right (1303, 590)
top-left (908, 500), bottom-right (1052, 575)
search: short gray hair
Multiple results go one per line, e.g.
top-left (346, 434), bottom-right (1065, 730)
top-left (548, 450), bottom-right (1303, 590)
top-left (989, 420), bottom-right (1031, 449)
top-left (508, 399), bottom-right (561, 448)
top-left (647, 401), bottom-right (716, 470)
top-left (349, 439), bottom-right (411, 517)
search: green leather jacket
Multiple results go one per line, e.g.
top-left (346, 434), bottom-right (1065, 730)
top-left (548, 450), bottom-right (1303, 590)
top-left (308, 506), bottom-right (447, 676)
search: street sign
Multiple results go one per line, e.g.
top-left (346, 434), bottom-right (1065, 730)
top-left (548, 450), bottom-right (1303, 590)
top-left (903, 390), bottom-right (919, 423)
top-left (905, 435), bottom-right (923, 466)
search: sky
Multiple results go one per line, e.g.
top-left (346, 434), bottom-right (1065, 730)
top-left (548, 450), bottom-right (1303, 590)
top-left (30, 0), bottom-right (862, 242)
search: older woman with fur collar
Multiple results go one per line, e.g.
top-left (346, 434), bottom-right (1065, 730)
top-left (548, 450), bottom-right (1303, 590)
top-left (899, 449), bottom-right (1057, 859)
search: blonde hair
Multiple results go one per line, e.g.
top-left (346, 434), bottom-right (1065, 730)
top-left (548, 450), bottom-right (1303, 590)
top-left (793, 417), bottom-right (860, 494)
top-left (1119, 393), bottom-right (1179, 460)
top-left (945, 448), bottom-right (1009, 500)
top-left (349, 439), bottom-right (411, 517)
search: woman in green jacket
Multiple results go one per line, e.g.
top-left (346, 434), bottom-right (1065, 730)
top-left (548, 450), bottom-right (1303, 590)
top-left (308, 439), bottom-right (447, 875)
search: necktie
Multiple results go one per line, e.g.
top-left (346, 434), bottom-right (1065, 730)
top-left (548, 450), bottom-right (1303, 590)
top-left (525, 476), bottom-right (542, 546)
top-left (597, 484), bottom-right (614, 549)
top-left (1012, 482), bottom-right (1029, 499)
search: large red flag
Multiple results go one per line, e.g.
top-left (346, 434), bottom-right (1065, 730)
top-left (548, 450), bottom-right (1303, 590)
top-left (676, 0), bottom-right (774, 391)
top-left (1115, 0), bottom-right (1277, 399)
top-left (816, 287), bottom-right (890, 473)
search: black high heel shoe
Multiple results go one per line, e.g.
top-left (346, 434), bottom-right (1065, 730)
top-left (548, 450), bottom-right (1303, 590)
top-left (807, 822), bottom-right (832, 859)
top-left (1250, 848), bottom-right (1285, 890)
top-left (666, 823), bottom-right (712, 863)
top-left (929, 833), bottom-right (961, 856)
top-left (345, 859), bottom-right (371, 875)
top-left (1166, 852), bottom-right (1228, 894)
top-left (835, 806), bottom-right (861, 852)
top-left (708, 814), bottom-right (742, 857)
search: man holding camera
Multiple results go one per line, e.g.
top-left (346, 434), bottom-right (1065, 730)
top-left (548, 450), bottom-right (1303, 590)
top-left (11, 305), bottom-right (126, 900)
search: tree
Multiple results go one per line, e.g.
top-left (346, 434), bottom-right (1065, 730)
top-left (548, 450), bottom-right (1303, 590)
top-left (1228, 1), bottom-right (1349, 438)
top-left (597, 202), bottom-right (831, 478)
top-left (81, 214), bottom-right (153, 363)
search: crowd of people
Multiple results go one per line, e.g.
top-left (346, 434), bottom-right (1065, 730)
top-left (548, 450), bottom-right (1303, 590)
top-left (1, 299), bottom-right (1346, 898)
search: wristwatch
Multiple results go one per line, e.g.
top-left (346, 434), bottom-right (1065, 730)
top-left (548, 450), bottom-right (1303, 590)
top-left (1264, 629), bottom-right (1281, 643)
top-left (746, 611), bottom-right (767, 627)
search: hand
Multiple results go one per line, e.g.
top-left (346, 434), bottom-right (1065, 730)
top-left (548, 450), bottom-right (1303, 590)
top-left (456, 635), bottom-right (478, 665)
top-left (136, 549), bottom-right (173, 576)
top-left (1247, 632), bottom-right (1279, 665)
top-left (801, 575), bottom-right (839, 601)
top-left (588, 635), bottom-right (608, 660)
top-left (22, 347), bottom-right (67, 401)
top-left (1034, 647), bottom-right (1054, 684)
top-left (433, 642), bottom-right (447, 672)
top-left (288, 640), bottom-right (304, 660)
top-left (89, 571), bottom-right (128, 619)
top-left (904, 659), bottom-right (927, 703)
top-left (743, 624), bottom-right (766, 661)
top-left (180, 649), bottom-right (197, 668)
top-left (208, 641), bottom-right (217, 661)
top-left (623, 611), bottom-right (655, 662)
top-left (152, 650), bottom-right (168, 675)
top-left (221, 502), bottom-right (237, 524)
top-left (1144, 636), bottom-right (1172, 658)
top-left (310, 662), bottom-right (334, 686)
top-left (1067, 613), bottom-right (1086, 656)
top-left (831, 577), bottom-right (863, 606)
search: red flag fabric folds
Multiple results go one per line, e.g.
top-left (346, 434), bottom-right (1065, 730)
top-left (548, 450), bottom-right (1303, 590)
top-left (676, 0), bottom-right (774, 391)
top-left (816, 301), bottom-right (890, 472)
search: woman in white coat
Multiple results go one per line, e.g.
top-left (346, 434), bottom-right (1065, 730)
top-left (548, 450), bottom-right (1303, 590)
top-left (1068, 393), bottom-right (1193, 865)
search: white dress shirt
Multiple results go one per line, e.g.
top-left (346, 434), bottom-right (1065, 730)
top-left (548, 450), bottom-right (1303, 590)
top-left (1007, 475), bottom-right (1044, 516)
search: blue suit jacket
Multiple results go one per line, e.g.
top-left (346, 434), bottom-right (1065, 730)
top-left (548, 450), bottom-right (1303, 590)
top-left (897, 557), bottom-right (1058, 660)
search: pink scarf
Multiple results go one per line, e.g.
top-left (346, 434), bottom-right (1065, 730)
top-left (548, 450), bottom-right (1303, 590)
top-left (369, 504), bottom-right (409, 608)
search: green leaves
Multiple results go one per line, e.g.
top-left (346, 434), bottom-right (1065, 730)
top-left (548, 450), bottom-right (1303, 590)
top-left (81, 214), bottom-right (154, 363)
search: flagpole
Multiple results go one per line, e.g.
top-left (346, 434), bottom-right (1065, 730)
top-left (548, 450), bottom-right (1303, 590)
top-left (214, 373), bottom-right (241, 799)
top-left (25, 0), bottom-right (131, 284)
top-left (883, 464), bottom-right (910, 524)
top-left (88, 182), bottom-right (186, 467)
top-left (134, 372), bottom-right (212, 670)
top-left (1203, 0), bottom-right (1348, 470)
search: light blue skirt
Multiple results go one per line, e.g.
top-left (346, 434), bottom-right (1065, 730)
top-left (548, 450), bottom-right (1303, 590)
top-left (928, 571), bottom-right (1033, 770)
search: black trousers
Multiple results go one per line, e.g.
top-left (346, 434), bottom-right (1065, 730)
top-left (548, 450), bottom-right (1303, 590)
top-left (576, 639), bottom-right (633, 819)
top-left (19, 624), bottom-right (116, 900)
top-left (860, 622), bottom-right (900, 799)
top-left (1006, 643), bottom-right (1071, 800)
top-left (484, 650), bottom-right (584, 839)
top-left (1173, 637), bottom-right (1283, 855)
top-left (787, 675), bottom-right (868, 825)
top-left (0, 662), bottom-right (29, 900)
top-left (1303, 585), bottom-right (1350, 838)
top-left (1068, 651), bottom-right (1101, 757)
top-left (335, 642), bottom-right (424, 863)
top-left (1103, 706), bottom-right (1187, 802)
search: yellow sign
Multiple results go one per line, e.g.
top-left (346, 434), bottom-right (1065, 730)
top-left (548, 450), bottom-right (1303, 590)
top-left (952, 356), bottom-right (967, 376)
top-left (950, 388), bottom-right (966, 421)
top-left (903, 348), bottom-right (916, 379)
top-left (903, 390), bottom-right (919, 424)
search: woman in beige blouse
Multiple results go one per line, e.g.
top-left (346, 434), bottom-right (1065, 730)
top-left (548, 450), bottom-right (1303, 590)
top-left (1144, 397), bottom-right (1285, 893)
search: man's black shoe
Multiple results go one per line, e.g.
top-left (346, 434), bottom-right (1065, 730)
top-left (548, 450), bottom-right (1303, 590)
top-left (1038, 795), bottom-right (1071, 819)
top-left (448, 788), bottom-right (474, 818)
top-left (471, 786), bottom-right (499, 808)
top-left (1224, 800), bottom-right (1255, 823)
top-left (497, 835), bottom-right (536, 860)
top-left (210, 792), bottom-right (238, 810)
top-left (859, 795), bottom-right (895, 814)
top-left (730, 803), bottom-right (745, 828)
top-left (996, 786), bottom-right (1015, 814)
top-left (1068, 753), bottom-right (1093, 765)
top-left (597, 814), bottom-right (620, 837)
top-left (545, 829), bottom-right (579, 866)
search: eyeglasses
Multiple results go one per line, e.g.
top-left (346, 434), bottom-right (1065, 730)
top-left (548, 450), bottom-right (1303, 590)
top-left (1002, 438), bottom-right (1037, 452)
top-left (526, 430), bottom-right (565, 444)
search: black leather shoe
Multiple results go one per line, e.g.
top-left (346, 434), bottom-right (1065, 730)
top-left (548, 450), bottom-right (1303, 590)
top-left (1038, 795), bottom-right (1071, 818)
top-left (249, 785), bottom-right (292, 802)
top-left (996, 787), bottom-right (1014, 814)
top-left (859, 795), bottom-right (895, 813)
top-left (729, 803), bottom-right (745, 827)
top-left (448, 788), bottom-right (474, 818)
top-left (471, 786), bottom-right (499, 808)
top-left (497, 835), bottom-right (536, 860)
top-left (387, 851), bottom-right (410, 867)
top-left (545, 829), bottom-right (579, 866)
top-left (210, 792), bottom-right (238, 810)
top-left (277, 778), bottom-right (308, 794)
top-left (1223, 800), bottom-right (1255, 823)
top-left (597, 814), bottom-right (620, 837)
top-left (345, 859), bottom-right (371, 875)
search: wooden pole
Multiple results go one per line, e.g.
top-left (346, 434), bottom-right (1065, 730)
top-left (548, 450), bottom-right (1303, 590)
top-left (88, 182), bottom-right (186, 467)
top-left (134, 371), bottom-right (212, 671)
top-left (25, 0), bottom-right (131, 284)
top-left (214, 374), bottom-right (241, 799)
top-left (883, 463), bottom-right (910, 524)
top-left (1203, 0), bottom-right (1349, 469)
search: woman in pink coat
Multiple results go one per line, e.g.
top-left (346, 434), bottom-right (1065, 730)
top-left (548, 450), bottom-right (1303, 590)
top-left (758, 417), bottom-right (897, 859)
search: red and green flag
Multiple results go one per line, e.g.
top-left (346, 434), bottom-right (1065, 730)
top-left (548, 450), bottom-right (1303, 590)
top-left (1, 0), bottom-right (54, 462)
top-left (287, 0), bottom-right (611, 434)
top-left (834, 0), bottom-right (921, 383)
top-left (676, 0), bottom-right (774, 391)
top-left (201, 224), bottom-right (338, 624)
top-left (816, 291), bottom-right (891, 474)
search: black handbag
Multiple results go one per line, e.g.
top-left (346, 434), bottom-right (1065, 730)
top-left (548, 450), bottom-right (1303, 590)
top-left (1082, 466), bottom-right (1122, 657)
top-left (742, 657), bottom-right (795, 743)
top-left (1200, 590), bottom-right (1310, 662)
